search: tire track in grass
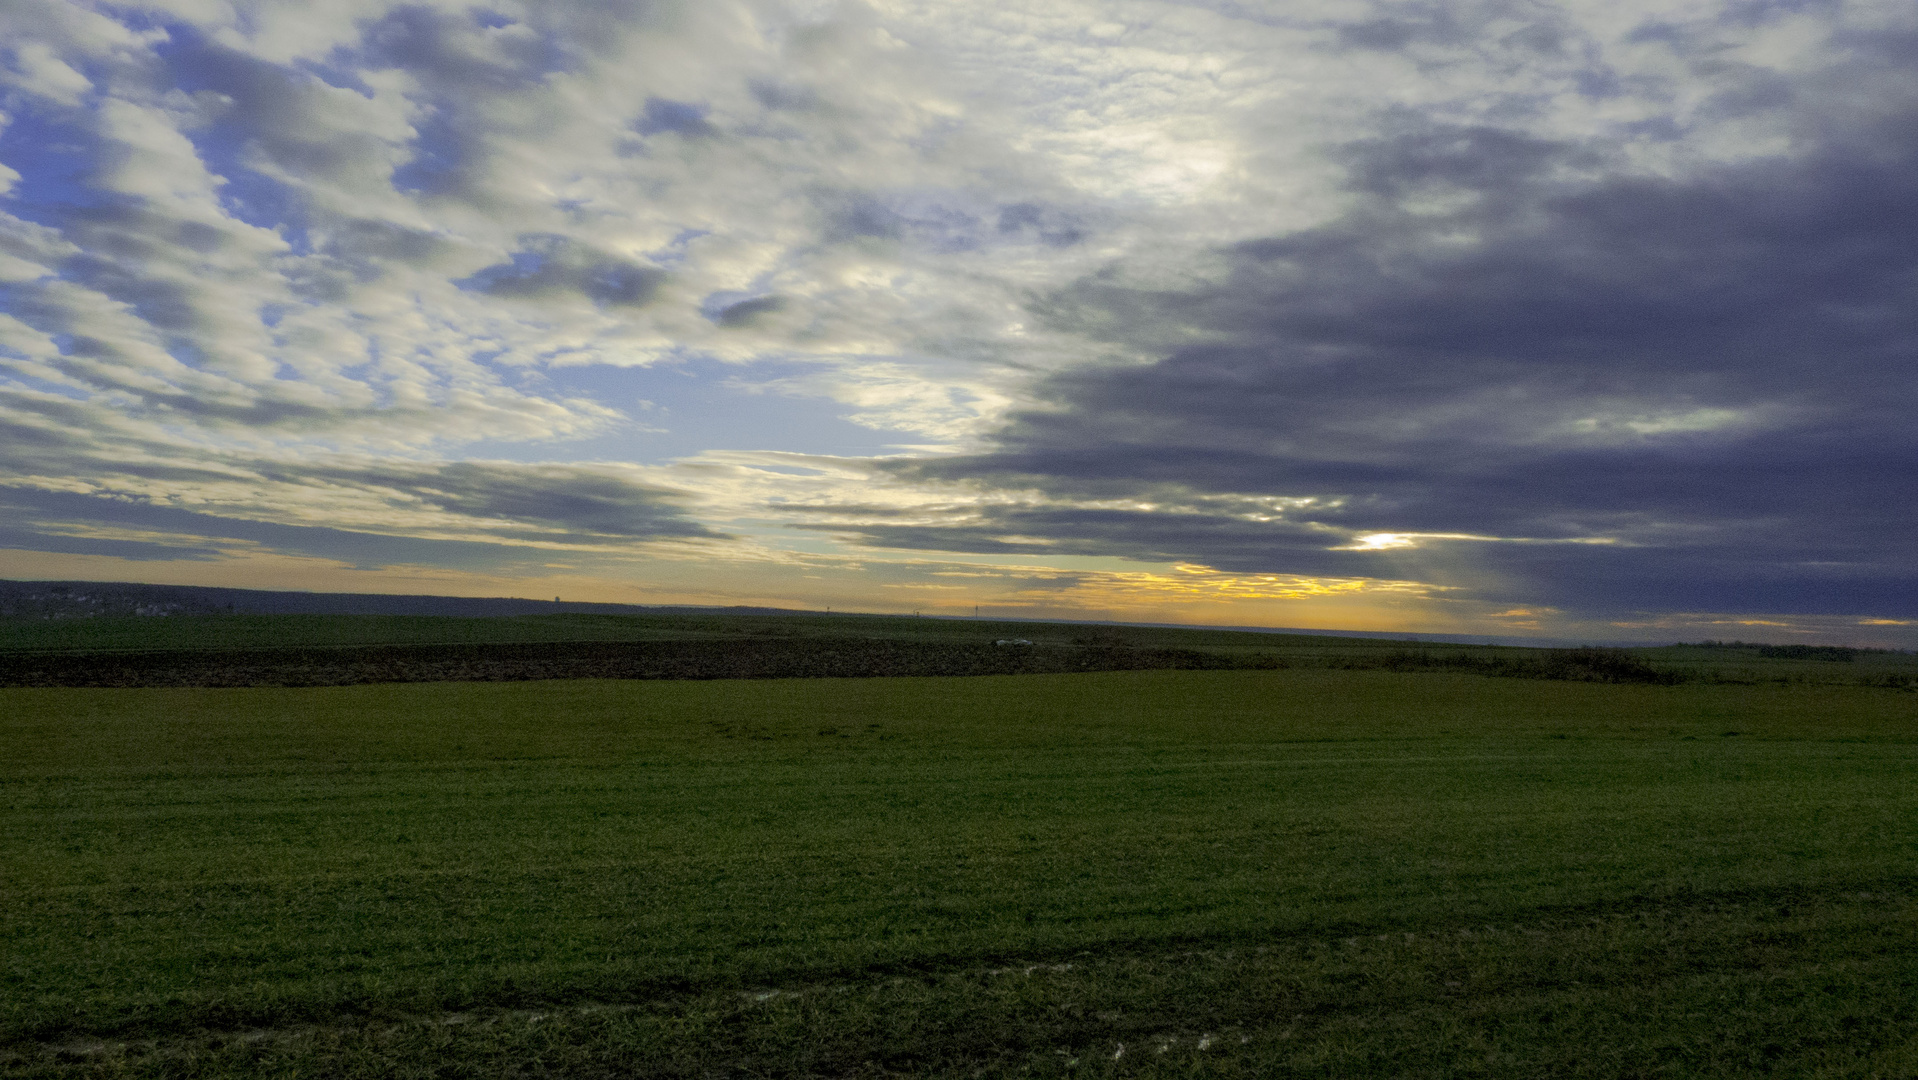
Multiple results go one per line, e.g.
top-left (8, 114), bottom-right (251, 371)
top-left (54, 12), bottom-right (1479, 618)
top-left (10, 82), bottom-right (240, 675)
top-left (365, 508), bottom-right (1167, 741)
top-left (6, 882), bottom-right (1912, 1077)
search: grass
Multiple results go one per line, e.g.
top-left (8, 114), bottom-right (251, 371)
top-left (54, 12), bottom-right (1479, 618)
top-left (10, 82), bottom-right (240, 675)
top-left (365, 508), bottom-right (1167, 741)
top-left (3, 668), bottom-right (1916, 1076)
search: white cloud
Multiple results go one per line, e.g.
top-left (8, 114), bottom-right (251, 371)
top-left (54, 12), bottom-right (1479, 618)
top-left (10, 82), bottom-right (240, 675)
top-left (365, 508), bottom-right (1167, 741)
top-left (3, 40), bottom-right (92, 106)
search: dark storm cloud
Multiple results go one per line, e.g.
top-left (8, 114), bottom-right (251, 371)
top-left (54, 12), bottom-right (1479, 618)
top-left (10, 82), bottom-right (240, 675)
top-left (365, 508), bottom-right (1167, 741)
top-left (885, 101), bottom-right (1918, 617)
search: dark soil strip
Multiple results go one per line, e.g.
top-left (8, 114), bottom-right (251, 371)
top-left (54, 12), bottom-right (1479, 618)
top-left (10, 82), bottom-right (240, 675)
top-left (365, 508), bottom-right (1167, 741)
top-left (0, 639), bottom-right (1258, 688)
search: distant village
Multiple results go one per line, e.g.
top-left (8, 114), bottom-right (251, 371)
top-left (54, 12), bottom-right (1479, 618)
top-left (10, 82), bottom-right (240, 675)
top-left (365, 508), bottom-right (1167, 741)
top-left (0, 581), bottom-right (229, 620)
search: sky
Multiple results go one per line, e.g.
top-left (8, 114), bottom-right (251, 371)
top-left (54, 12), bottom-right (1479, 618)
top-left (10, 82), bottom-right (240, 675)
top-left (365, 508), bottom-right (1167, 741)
top-left (1, 0), bottom-right (1915, 646)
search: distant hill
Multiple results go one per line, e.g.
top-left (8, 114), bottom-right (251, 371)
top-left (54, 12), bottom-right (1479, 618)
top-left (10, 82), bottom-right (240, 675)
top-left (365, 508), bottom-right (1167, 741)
top-left (0, 579), bottom-right (795, 619)
top-left (1, 578), bottom-right (1620, 647)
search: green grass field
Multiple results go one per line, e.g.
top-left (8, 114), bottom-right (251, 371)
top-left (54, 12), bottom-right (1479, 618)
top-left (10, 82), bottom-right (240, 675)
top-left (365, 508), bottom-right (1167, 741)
top-left (4, 668), bottom-right (1916, 1077)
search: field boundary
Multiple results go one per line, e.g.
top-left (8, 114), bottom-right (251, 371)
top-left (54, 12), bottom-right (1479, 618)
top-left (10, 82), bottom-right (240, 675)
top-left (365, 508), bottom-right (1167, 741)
top-left (0, 637), bottom-right (1261, 688)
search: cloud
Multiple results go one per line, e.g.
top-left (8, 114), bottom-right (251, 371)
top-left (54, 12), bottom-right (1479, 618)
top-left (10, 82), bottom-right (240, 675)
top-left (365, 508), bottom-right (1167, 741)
top-left (636, 97), bottom-right (716, 138)
top-left (869, 15), bottom-right (1918, 619)
top-left (0, 438), bottom-right (721, 540)
top-left (277, 459), bottom-right (726, 541)
top-left (0, 0), bottom-right (1108, 452)
top-left (708, 293), bottom-right (786, 327)
top-left (0, 455), bottom-right (724, 576)
top-left (3, 0), bottom-right (1913, 636)
top-left (460, 236), bottom-right (667, 309)
top-left (0, 486), bottom-right (560, 571)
